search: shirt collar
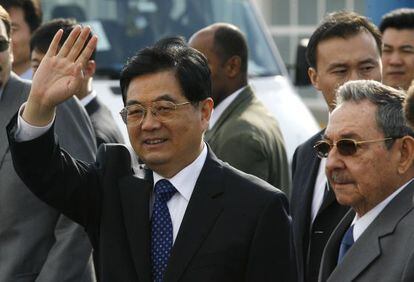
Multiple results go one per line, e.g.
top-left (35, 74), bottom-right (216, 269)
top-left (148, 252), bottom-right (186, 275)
top-left (152, 144), bottom-right (208, 201)
top-left (209, 86), bottom-right (247, 129)
top-left (352, 178), bottom-right (414, 240)
top-left (80, 90), bottom-right (97, 107)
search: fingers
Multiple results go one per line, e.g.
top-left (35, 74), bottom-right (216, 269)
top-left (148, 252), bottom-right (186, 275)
top-left (55, 25), bottom-right (96, 64)
top-left (45, 29), bottom-right (63, 58)
top-left (66, 26), bottom-right (93, 61)
top-left (56, 25), bottom-right (82, 59)
top-left (75, 35), bottom-right (98, 67)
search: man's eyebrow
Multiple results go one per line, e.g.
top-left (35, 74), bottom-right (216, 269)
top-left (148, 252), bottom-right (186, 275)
top-left (358, 58), bottom-right (378, 65)
top-left (125, 94), bottom-right (178, 106)
top-left (326, 63), bottom-right (347, 71)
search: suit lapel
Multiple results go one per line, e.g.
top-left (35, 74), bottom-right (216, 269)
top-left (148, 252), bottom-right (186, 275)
top-left (119, 174), bottom-right (153, 282)
top-left (317, 183), bottom-right (336, 214)
top-left (164, 150), bottom-right (224, 282)
top-left (319, 209), bottom-right (355, 281)
top-left (205, 86), bottom-right (253, 142)
top-left (85, 96), bottom-right (99, 116)
top-left (0, 74), bottom-right (28, 167)
top-left (328, 182), bottom-right (414, 281)
top-left (295, 131), bottom-right (324, 249)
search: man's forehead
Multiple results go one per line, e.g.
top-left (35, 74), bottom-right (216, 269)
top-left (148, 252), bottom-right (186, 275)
top-left (382, 28), bottom-right (414, 45)
top-left (317, 33), bottom-right (379, 66)
top-left (326, 101), bottom-right (378, 137)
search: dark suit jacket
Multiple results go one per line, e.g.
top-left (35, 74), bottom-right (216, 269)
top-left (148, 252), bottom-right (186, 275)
top-left (85, 96), bottom-right (124, 147)
top-left (205, 85), bottom-right (290, 196)
top-left (291, 130), bottom-right (349, 282)
top-left (0, 73), bottom-right (96, 281)
top-left (319, 182), bottom-right (414, 282)
top-left (7, 119), bottom-right (292, 282)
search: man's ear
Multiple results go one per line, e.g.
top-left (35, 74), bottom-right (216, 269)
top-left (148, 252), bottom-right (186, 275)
top-left (308, 67), bottom-right (320, 90)
top-left (397, 136), bottom-right (414, 174)
top-left (83, 60), bottom-right (96, 78)
top-left (225, 55), bottom-right (241, 78)
top-left (200, 97), bottom-right (214, 130)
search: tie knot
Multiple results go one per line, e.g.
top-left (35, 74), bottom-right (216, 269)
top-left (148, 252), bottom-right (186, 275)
top-left (154, 179), bottom-right (177, 203)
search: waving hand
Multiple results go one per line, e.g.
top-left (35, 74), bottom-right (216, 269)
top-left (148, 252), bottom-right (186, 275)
top-left (23, 26), bottom-right (98, 126)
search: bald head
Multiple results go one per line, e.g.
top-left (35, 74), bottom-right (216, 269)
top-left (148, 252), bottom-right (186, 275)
top-left (189, 23), bottom-right (248, 106)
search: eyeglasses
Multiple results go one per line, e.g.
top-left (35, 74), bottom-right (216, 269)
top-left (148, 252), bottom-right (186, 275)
top-left (0, 38), bottom-right (10, 52)
top-left (120, 100), bottom-right (191, 126)
top-left (313, 137), bottom-right (396, 158)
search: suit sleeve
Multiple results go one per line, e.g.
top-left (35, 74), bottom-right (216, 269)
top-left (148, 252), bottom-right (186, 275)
top-left (245, 192), bottom-right (293, 282)
top-left (7, 112), bottom-right (102, 228)
top-left (35, 215), bottom-right (95, 282)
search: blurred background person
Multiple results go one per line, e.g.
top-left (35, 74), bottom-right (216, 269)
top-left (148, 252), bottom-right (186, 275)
top-left (189, 23), bottom-right (291, 196)
top-left (0, 0), bottom-right (41, 79)
top-left (380, 8), bottom-right (414, 91)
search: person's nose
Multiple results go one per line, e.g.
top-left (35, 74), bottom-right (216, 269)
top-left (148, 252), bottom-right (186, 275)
top-left (325, 144), bottom-right (345, 175)
top-left (388, 52), bottom-right (403, 66)
top-left (140, 108), bottom-right (161, 130)
top-left (349, 70), bottom-right (360, 81)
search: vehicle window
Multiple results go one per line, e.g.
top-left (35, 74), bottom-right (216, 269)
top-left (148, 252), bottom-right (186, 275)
top-left (41, 0), bottom-right (282, 78)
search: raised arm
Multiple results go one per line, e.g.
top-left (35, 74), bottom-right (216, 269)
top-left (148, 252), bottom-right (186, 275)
top-left (22, 26), bottom-right (98, 126)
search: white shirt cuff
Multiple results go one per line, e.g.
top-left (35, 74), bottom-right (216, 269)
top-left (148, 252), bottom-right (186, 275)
top-left (15, 102), bottom-right (55, 142)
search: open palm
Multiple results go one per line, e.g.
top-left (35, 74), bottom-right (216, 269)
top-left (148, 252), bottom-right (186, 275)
top-left (24, 26), bottom-right (98, 125)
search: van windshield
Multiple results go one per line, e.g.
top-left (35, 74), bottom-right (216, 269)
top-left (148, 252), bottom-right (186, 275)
top-left (42, 0), bottom-right (282, 78)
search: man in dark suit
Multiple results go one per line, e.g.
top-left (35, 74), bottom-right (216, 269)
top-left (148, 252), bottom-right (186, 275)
top-left (290, 11), bottom-right (383, 282)
top-left (30, 18), bottom-right (124, 147)
top-left (7, 27), bottom-right (291, 281)
top-left (189, 23), bottom-right (290, 195)
top-left (318, 80), bottom-right (414, 282)
top-left (0, 6), bottom-right (96, 282)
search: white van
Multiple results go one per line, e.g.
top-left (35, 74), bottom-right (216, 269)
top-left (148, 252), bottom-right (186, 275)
top-left (41, 0), bottom-right (319, 162)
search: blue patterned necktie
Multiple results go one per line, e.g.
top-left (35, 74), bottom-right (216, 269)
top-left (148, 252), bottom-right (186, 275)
top-left (151, 179), bottom-right (177, 282)
top-left (337, 224), bottom-right (354, 264)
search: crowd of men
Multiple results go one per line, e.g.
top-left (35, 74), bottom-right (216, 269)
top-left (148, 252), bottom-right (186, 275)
top-left (2, 0), bottom-right (414, 281)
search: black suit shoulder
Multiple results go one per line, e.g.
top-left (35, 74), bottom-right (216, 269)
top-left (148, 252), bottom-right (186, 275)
top-left (216, 156), bottom-right (289, 212)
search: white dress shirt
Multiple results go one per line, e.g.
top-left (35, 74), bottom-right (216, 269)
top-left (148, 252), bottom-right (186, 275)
top-left (15, 104), bottom-right (208, 243)
top-left (80, 90), bottom-right (97, 107)
top-left (20, 68), bottom-right (33, 80)
top-left (351, 178), bottom-right (413, 241)
top-left (311, 158), bottom-right (327, 223)
top-left (208, 86), bottom-right (246, 129)
top-left (151, 145), bottom-right (207, 242)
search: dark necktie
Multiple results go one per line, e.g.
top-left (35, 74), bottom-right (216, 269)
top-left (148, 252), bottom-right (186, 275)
top-left (151, 179), bottom-right (177, 282)
top-left (337, 224), bottom-right (354, 264)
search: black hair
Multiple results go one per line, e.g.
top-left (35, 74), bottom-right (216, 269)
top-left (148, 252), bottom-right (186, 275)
top-left (120, 36), bottom-right (211, 105)
top-left (379, 8), bottom-right (414, 33)
top-left (213, 24), bottom-right (248, 74)
top-left (306, 11), bottom-right (381, 69)
top-left (0, 0), bottom-right (42, 32)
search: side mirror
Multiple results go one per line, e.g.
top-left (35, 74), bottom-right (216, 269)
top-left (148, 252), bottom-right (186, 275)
top-left (294, 38), bottom-right (311, 86)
